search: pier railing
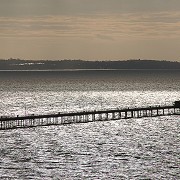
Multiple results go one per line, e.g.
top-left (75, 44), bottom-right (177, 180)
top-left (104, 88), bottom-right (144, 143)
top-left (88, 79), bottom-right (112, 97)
top-left (0, 105), bottom-right (180, 130)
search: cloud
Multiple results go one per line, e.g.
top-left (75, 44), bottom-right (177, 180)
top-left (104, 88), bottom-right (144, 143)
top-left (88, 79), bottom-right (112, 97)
top-left (1, 0), bottom-right (180, 17)
top-left (0, 11), bottom-right (180, 39)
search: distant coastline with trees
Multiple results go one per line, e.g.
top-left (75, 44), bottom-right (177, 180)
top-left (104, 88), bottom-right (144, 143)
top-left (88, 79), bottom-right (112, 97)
top-left (0, 59), bottom-right (180, 70)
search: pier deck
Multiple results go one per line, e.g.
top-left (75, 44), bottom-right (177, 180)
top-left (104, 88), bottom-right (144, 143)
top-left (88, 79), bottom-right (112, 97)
top-left (0, 105), bottom-right (180, 130)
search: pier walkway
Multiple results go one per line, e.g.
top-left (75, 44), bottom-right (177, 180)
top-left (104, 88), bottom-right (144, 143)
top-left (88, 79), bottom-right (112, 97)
top-left (0, 104), bottom-right (180, 130)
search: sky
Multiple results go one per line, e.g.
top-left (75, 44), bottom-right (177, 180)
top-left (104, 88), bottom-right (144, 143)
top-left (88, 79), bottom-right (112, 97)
top-left (0, 0), bottom-right (180, 61)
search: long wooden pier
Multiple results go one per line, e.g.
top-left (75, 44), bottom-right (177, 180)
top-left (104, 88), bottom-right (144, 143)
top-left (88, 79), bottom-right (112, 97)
top-left (0, 104), bottom-right (180, 130)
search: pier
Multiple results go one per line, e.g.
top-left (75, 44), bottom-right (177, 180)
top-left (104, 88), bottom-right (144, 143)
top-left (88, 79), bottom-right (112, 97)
top-left (0, 104), bottom-right (180, 130)
top-left (0, 103), bottom-right (180, 130)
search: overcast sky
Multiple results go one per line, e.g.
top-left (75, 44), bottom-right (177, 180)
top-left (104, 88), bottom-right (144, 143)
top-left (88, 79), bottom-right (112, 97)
top-left (0, 0), bottom-right (180, 60)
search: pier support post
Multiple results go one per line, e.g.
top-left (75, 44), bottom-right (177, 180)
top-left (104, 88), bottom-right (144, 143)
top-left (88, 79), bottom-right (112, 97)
top-left (119, 112), bottom-right (121, 119)
top-left (131, 111), bottom-right (133, 118)
top-left (137, 111), bottom-right (140, 118)
top-left (112, 113), bottom-right (115, 119)
top-left (106, 113), bottom-right (108, 120)
top-left (125, 111), bottom-right (127, 119)
top-left (92, 114), bottom-right (95, 121)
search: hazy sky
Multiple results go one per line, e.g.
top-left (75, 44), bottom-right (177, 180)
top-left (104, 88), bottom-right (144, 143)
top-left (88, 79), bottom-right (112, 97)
top-left (0, 0), bottom-right (180, 60)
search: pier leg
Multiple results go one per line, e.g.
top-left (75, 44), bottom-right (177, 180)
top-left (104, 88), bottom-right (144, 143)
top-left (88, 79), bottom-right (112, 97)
top-left (125, 111), bottom-right (127, 119)
top-left (92, 114), bottom-right (95, 121)
top-left (137, 111), bottom-right (140, 118)
top-left (106, 113), bottom-right (108, 120)
top-left (99, 114), bottom-right (102, 120)
top-left (131, 111), bottom-right (133, 118)
top-left (119, 112), bottom-right (121, 119)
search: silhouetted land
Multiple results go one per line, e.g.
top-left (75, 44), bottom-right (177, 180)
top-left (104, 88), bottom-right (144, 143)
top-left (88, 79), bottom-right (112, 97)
top-left (0, 59), bottom-right (180, 70)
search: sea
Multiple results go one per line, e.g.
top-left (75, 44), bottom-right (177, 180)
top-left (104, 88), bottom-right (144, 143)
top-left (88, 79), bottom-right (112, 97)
top-left (0, 70), bottom-right (179, 180)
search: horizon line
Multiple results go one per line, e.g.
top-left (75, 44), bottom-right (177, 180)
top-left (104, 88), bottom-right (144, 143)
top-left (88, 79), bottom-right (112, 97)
top-left (0, 58), bottom-right (180, 62)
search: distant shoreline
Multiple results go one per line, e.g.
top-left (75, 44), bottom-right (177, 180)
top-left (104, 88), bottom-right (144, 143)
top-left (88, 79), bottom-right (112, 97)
top-left (1, 59), bottom-right (180, 70)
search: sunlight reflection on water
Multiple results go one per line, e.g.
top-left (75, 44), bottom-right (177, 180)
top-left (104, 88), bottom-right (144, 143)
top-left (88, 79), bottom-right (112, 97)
top-left (0, 71), bottom-right (179, 179)
top-left (0, 91), bottom-right (180, 117)
top-left (0, 117), bottom-right (179, 179)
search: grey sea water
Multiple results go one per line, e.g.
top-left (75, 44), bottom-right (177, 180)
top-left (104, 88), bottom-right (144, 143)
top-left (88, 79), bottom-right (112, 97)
top-left (0, 70), bottom-right (179, 179)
